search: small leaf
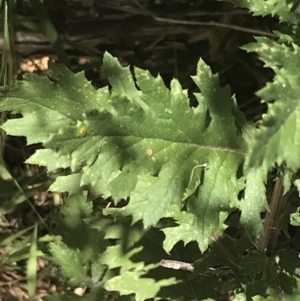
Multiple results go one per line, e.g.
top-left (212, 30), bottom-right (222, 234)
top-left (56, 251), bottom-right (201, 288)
top-left (49, 173), bottom-right (82, 194)
top-left (105, 270), bottom-right (177, 301)
top-left (49, 241), bottom-right (88, 285)
top-left (100, 245), bottom-right (143, 271)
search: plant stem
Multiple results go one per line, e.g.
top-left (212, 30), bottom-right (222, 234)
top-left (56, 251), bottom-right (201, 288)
top-left (258, 175), bottom-right (287, 256)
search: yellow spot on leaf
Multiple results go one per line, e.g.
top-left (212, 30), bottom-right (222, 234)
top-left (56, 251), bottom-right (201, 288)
top-left (76, 120), bottom-right (89, 136)
top-left (146, 149), bottom-right (153, 156)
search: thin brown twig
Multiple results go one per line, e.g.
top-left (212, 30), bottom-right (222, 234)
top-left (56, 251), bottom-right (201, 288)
top-left (101, 4), bottom-right (277, 38)
top-left (154, 16), bottom-right (277, 38)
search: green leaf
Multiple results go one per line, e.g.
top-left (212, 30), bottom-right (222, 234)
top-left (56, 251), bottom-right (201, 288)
top-left (98, 227), bottom-right (181, 301)
top-left (26, 149), bottom-right (70, 171)
top-left (0, 52), bottom-right (246, 251)
top-left (100, 245), bottom-right (143, 271)
top-left (49, 241), bottom-right (88, 286)
top-left (49, 173), bottom-right (82, 194)
top-left (52, 194), bottom-right (106, 259)
top-left (105, 270), bottom-right (177, 301)
top-left (0, 65), bottom-right (112, 145)
top-left (161, 204), bottom-right (226, 253)
top-left (162, 204), bottom-right (203, 252)
top-left (240, 166), bottom-right (268, 244)
top-left (243, 38), bottom-right (300, 172)
top-left (225, 0), bottom-right (297, 22)
top-left (101, 221), bottom-right (145, 249)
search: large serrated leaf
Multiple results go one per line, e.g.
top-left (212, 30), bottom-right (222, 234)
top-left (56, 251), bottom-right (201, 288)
top-left (0, 52), bottom-right (246, 252)
top-left (243, 38), bottom-right (300, 172)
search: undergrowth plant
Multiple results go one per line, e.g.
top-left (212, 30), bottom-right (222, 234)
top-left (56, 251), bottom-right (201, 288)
top-left (1, 0), bottom-right (300, 300)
